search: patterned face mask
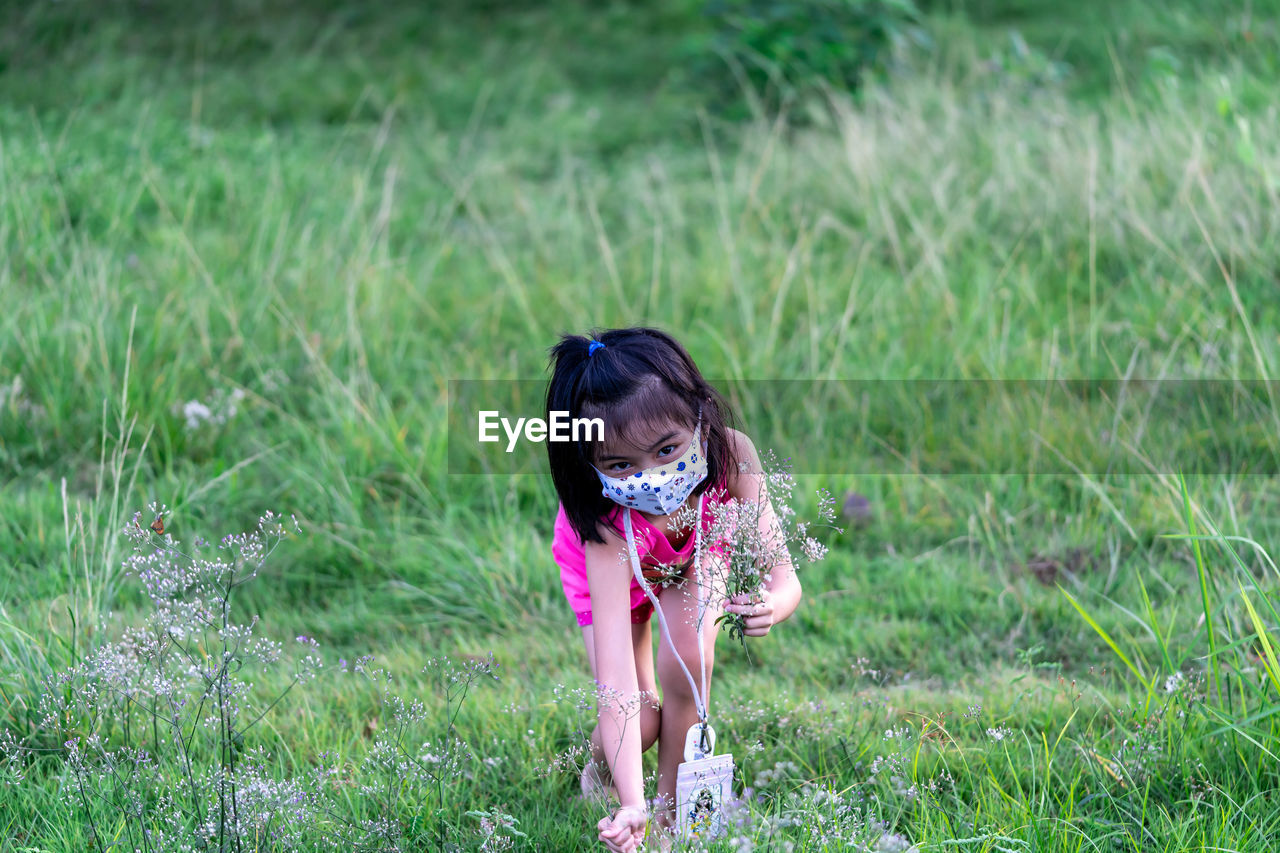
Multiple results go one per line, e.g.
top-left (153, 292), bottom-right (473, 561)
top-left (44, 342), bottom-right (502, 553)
top-left (594, 421), bottom-right (709, 515)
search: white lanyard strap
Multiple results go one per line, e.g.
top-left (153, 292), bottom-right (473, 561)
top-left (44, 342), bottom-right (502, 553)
top-left (622, 494), bottom-right (710, 725)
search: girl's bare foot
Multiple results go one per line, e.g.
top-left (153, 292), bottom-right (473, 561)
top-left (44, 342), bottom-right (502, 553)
top-left (579, 759), bottom-right (618, 802)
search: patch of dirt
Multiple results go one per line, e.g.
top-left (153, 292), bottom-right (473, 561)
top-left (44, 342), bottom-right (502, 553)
top-left (841, 491), bottom-right (873, 525)
top-left (1015, 547), bottom-right (1097, 586)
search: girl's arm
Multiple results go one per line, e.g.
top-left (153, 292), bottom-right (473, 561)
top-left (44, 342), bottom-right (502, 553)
top-left (723, 429), bottom-right (803, 633)
top-left (583, 529), bottom-right (647, 811)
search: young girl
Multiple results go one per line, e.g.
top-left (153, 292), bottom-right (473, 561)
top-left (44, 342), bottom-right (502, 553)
top-left (545, 327), bottom-right (803, 852)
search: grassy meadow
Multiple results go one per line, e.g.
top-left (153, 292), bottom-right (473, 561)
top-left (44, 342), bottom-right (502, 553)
top-left (3, 0), bottom-right (1280, 849)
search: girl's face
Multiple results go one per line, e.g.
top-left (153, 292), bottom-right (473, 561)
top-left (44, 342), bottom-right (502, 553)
top-left (592, 417), bottom-right (699, 477)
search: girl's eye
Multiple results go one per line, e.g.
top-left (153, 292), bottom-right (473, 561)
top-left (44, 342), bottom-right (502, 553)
top-left (658, 445), bottom-right (678, 457)
top-left (608, 462), bottom-right (632, 473)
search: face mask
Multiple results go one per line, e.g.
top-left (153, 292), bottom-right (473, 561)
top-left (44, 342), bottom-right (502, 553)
top-left (595, 422), bottom-right (709, 515)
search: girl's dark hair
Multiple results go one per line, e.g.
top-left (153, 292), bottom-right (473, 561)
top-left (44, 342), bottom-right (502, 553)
top-left (545, 327), bottom-right (737, 544)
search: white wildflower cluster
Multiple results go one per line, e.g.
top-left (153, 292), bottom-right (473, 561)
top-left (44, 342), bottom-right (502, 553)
top-left (667, 452), bottom-right (840, 645)
top-left (320, 650), bottom-right (508, 845)
top-left (27, 508), bottom-right (339, 850)
top-left (753, 760), bottom-right (802, 792)
top-left (34, 511), bottom-right (301, 745)
top-left (11, 507), bottom-right (508, 851)
top-left (0, 375), bottom-right (45, 419)
top-left (986, 725), bottom-right (1013, 742)
top-left (1188, 761), bottom-right (1214, 802)
top-left (852, 657), bottom-right (884, 683)
top-left (537, 741), bottom-right (589, 779)
top-left (423, 651), bottom-right (499, 685)
top-left (0, 728), bottom-right (27, 785)
top-left (551, 681), bottom-right (598, 713)
top-left (1160, 669), bottom-right (1206, 720)
top-left (180, 747), bottom-right (321, 851)
top-left (242, 634), bottom-right (284, 665)
top-left (295, 651), bottom-right (324, 683)
top-left (722, 694), bottom-right (849, 743)
top-left (260, 367), bottom-right (289, 393)
top-left (717, 805), bottom-right (755, 851)
top-left (356, 735), bottom-right (473, 797)
top-left (750, 784), bottom-right (912, 852)
top-left (864, 722), bottom-right (950, 807)
top-left (178, 386), bottom-right (246, 431)
top-left (1111, 725), bottom-right (1165, 788)
top-left (875, 832), bottom-right (919, 853)
top-left (589, 680), bottom-right (661, 716)
top-left (867, 753), bottom-right (904, 781)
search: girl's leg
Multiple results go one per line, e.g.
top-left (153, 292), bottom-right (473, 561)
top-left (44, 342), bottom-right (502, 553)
top-left (652, 560), bottom-right (725, 828)
top-left (580, 618), bottom-right (662, 799)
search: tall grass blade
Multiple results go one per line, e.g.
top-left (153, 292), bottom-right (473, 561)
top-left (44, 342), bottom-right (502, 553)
top-left (1059, 586), bottom-right (1152, 694)
top-left (1239, 585), bottom-right (1280, 698)
top-left (1181, 474), bottom-right (1221, 706)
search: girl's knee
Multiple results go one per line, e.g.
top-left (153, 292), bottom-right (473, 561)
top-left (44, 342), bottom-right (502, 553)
top-left (641, 698), bottom-right (662, 750)
top-left (658, 653), bottom-right (715, 702)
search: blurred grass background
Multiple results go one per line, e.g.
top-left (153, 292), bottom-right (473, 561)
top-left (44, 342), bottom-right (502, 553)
top-left (3, 0), bottom-right (1280, 848)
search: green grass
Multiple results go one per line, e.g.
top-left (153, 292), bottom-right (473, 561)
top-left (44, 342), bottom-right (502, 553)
top-left (3, 0), bottom-right (1280, 849)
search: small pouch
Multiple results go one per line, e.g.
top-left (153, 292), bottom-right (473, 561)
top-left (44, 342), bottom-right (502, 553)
top-left (675, 724), bottom-right (735, 841)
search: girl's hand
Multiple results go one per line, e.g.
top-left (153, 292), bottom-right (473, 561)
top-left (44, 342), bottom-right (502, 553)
top-left (724, 587), bottom-right (776, 637)
top-left (597, 805), bottom-right (648, 852)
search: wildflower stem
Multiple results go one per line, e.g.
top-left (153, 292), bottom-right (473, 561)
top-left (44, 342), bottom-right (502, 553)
top-left (72, 754), bottom-right (106, 853)
top-left (163, 690), bottom-right (207, 828)
top-left (221, 563), bottom-right (242, 853)
top-left (239, 675), bottom-right (302, 733)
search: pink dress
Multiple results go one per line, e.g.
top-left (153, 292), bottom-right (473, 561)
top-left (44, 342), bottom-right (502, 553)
top-left (552, 482), bottom-right (731, 627)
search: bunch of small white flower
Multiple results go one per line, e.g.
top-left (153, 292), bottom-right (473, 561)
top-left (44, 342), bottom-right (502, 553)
top-left (670, 451), bottom-right (840, 646)
top-left (1111, 726), bottom-right (1165, 789)
top-left (0, 729), bottom-right (26, 786)
top-left (763, 784), bottom-right (902, 851)
top-left (874, 831), bottom-right (919, 852)
top-left (19, 510), bottom-right (344, 851)
top-left (753, 760), bottom-right (802, 792)
top-left (177, 387), bottom-right (247, 432)
top-left (882, 725), bottom-right (910, 741)
top-left (10, 507), bottom-right (505, 852)
top-left (0, 375), bottom-right (46, 418)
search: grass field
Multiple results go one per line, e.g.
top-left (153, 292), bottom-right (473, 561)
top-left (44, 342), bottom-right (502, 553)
top-left (3, 0), bottom-right (1280, 849)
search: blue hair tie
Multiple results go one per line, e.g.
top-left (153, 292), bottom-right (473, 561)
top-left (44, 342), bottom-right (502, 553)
top-left (588, 341), bottom-right (606, 356)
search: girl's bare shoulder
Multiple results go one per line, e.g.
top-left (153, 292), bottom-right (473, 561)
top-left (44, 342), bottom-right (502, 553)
top-left (723, 427), bottom-right (758, 461)
top-left (722, 428), bottom-right (764, 498)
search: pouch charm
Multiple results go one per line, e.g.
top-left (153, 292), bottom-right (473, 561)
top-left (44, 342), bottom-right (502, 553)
top-left (675, 723), bottom-right (735, 841)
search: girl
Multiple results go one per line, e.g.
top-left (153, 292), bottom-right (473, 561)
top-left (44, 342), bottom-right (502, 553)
top-left (545, 327), bottom-right (803, 852)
